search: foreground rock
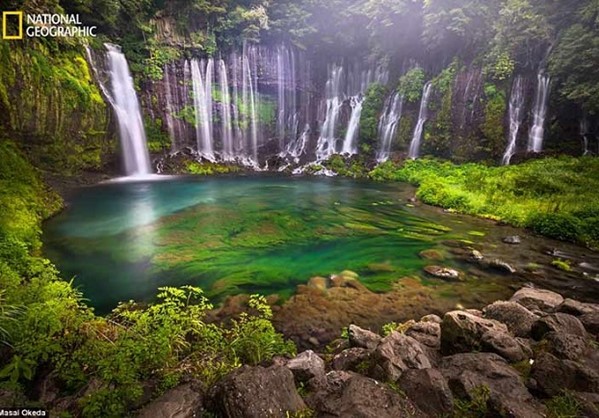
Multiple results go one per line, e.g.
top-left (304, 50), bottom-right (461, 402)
top-left (441, 311), bottom-right (526, 362)
top-left (398, 368), bottom-right (453, 416)
top-left (307, 371), bottom-right (427, 418)
top-left (348, 324), bottom-right (381, 350)
top-left (441, 353), bottom-right (546, 417)
top-left (286, 350), bottom-right (325, 385)
top-left (510, 287), bottom-right (564, 313)
top-left (137, 383), bottom-right (203, 418)
top-left (208, 366), bottom-right (306, 418)
top-left (369, 331), bottom-right (432, 382)
top-left (483, 301), bottom-right (539, 337)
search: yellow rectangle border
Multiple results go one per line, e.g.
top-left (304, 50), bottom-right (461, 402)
top-left (3, 11), bottom-right (24, 40)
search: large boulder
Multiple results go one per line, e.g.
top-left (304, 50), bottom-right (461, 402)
top-left (398, 368), bottom-right (453, 416)
top-left (369, 331), bottom-right (431, 382)
top-left (510, 287), bottom-right (564, 313)
top-left (531, 313), bottom-right (587, 340)
top-left (441, 311), bottom-right (526, 362)
top-left (348, 324), bottom-right (381, 350)
top-left (483, 301), bottom-right (539, 338)
top-left (441, 353), bottom-right (546, 418)
top-left (307, 371), bottom-right (427, 418)
top-left (543, 331), bottom-right (589, 361)
top-left (531, 352), bottom-right (599, 397)
top-left (286, 350), bottom-right (325, 385)
top-left (208, 366), bottom-right (306, 418)
top-left (137, 383), bottom-right (203, 418)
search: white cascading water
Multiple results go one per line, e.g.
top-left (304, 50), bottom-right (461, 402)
top-left (408, 81), bottom-right (433, 159)
top-left (219, 59), bottom-right (234, 160)
top-left (502, 75), bottom-right (525, 165)
top-left (190, 59), bottom-right (214, 158)
top-left (528, 72), bottom-right (551, 153)
top-left (376, 92), bottom-right (403, 162)
top-left (341, 96), bottom-right (364, 155)
top-left (580, 116), bottom-right (590, 155)
top-left (315, 64), bottom-right (344, 160)
top-left (105, 44), bottom-right (152, 176)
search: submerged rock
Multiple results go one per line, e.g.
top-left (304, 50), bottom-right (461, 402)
top-left (208, 365), bottom-right (306, 418)
top-left (423, 265), bottom-right (461, 281)
top-left (486, 259), bottom-right (517, 274)
top-left (419, 249), bottom-right (445, 261)
top-left (503, 235), bottom-right (522, 245)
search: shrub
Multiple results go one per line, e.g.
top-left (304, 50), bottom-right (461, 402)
top-left (529, 213), bottom-right (583, 243)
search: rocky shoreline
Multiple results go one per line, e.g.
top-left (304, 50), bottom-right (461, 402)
top-left (138, 286), bottom-right (599, 417)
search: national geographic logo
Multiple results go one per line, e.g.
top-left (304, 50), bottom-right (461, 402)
top-left (2, 11), bottom-right (23, 40)
top-left (2, 11), bottom-right (97, 40)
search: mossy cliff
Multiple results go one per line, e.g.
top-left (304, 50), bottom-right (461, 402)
top-left (0, 39), bottom-right (116, 176)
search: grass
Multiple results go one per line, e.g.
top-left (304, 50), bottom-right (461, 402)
top-left (369, 157), bottom-right (599, 248)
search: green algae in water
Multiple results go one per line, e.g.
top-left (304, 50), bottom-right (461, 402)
top-left (43, 176), bottom-right (483, 313)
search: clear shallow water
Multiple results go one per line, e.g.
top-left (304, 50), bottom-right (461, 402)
top-left (43, 175), bottom-right (598, 314)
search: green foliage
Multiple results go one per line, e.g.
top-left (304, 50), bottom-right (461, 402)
top-left (369, 157), bottom-right (599, 247)
top-left (185, 161), bottom-right (242, 175)
top-left (398, 68), bottom-right (426, 103)
top-left (359, 83), bottom-right (387, 155)
top-left (143, 43), bottom-right (181, 81)
top-left (481, 84), bottom-right (507, 158)
top-left (551, 259), bottom-right (572, 272)
top-left (144, 116), bottom-right (171, 153)
top-left (381, 322), bottom-right (398, 337)
top-left (452, 385), bottom-right (490, 418)
top-left (546, 391), bottom-right (582, 418)
top-left (322, 155), bottom-right (369, 178)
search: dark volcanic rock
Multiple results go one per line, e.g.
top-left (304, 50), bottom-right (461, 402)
top-left (543, 331), bottom-right (589, 361)
top-left (286, 350), bottom-right (325, 384)
top-left (531, 313), bottom-right (587, 340)
top-left (531, 352), bottom-right (599, 397)
top-left (331, 348), bottom-right (371, 372)
top-left (558, 298), bottom-right (599, 316)
top-left (406, 321), bottom-right (441, 349)
top-left (441, 353), bottom-right (546, 418)
top-left (138, 383), bottom-right (203, 418)
top-left (486, 259), bottom-right (517, 274)
top-left (307, 371), bottom-right (427, 418)
top-left (209, 365), bottom-right (306, 418)
top-left (441, 311), bottom-right (526, 362)
top-left (369, 331), bottom-right (431, 382)
top-left (348, 324), bottom-right (381, 350)
top-left (398, 368), bottom-right (453, 416)
top-left (483, 301), bottom-right (539, 337)
top-left (581, 312), bottom-right (599, 335)
top-left (510, 287), bottom-right (564, 313)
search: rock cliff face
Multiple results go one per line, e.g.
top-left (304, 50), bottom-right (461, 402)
top-left (0, 40), bottom-right (117, 175)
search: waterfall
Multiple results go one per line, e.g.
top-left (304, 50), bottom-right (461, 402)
top-left (580, 115), bottom-right (590, 156)
top-left (242, 44), bottom-right (259, 163)
top-left (316, 64), bottom-right (344, 160)
top-left (104, 44), bottom-right (152, 176)
top-left (219, 59), bottom-right (234, 160)
top-left (408, 81), bottom-right (433, 159)
top-left (502, 75), bottom-right (525, 165)
top-left (164, 64), bottom-right (178, 152)
top-left (190, 59), bottom-right (214, 158)
top-left (341, 96), bottom-right (364, 155)
top-left (528, 72), bottom-right (551, 153)
top-left (376, 92), bottom-right (403, 162)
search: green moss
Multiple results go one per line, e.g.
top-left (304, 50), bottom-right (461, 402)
top-left (481, 83), bottom-right (507, 159)
top-left (398, 68), bottom-right (426, 103)
top-left (359, 83), bottom-right (387, 155)
top-left (369, 157), bottom-right (599, 247)
top-left (551, 259), bottom-right (572, 272)
top-left (185, 161), bottom-right (242, 175)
